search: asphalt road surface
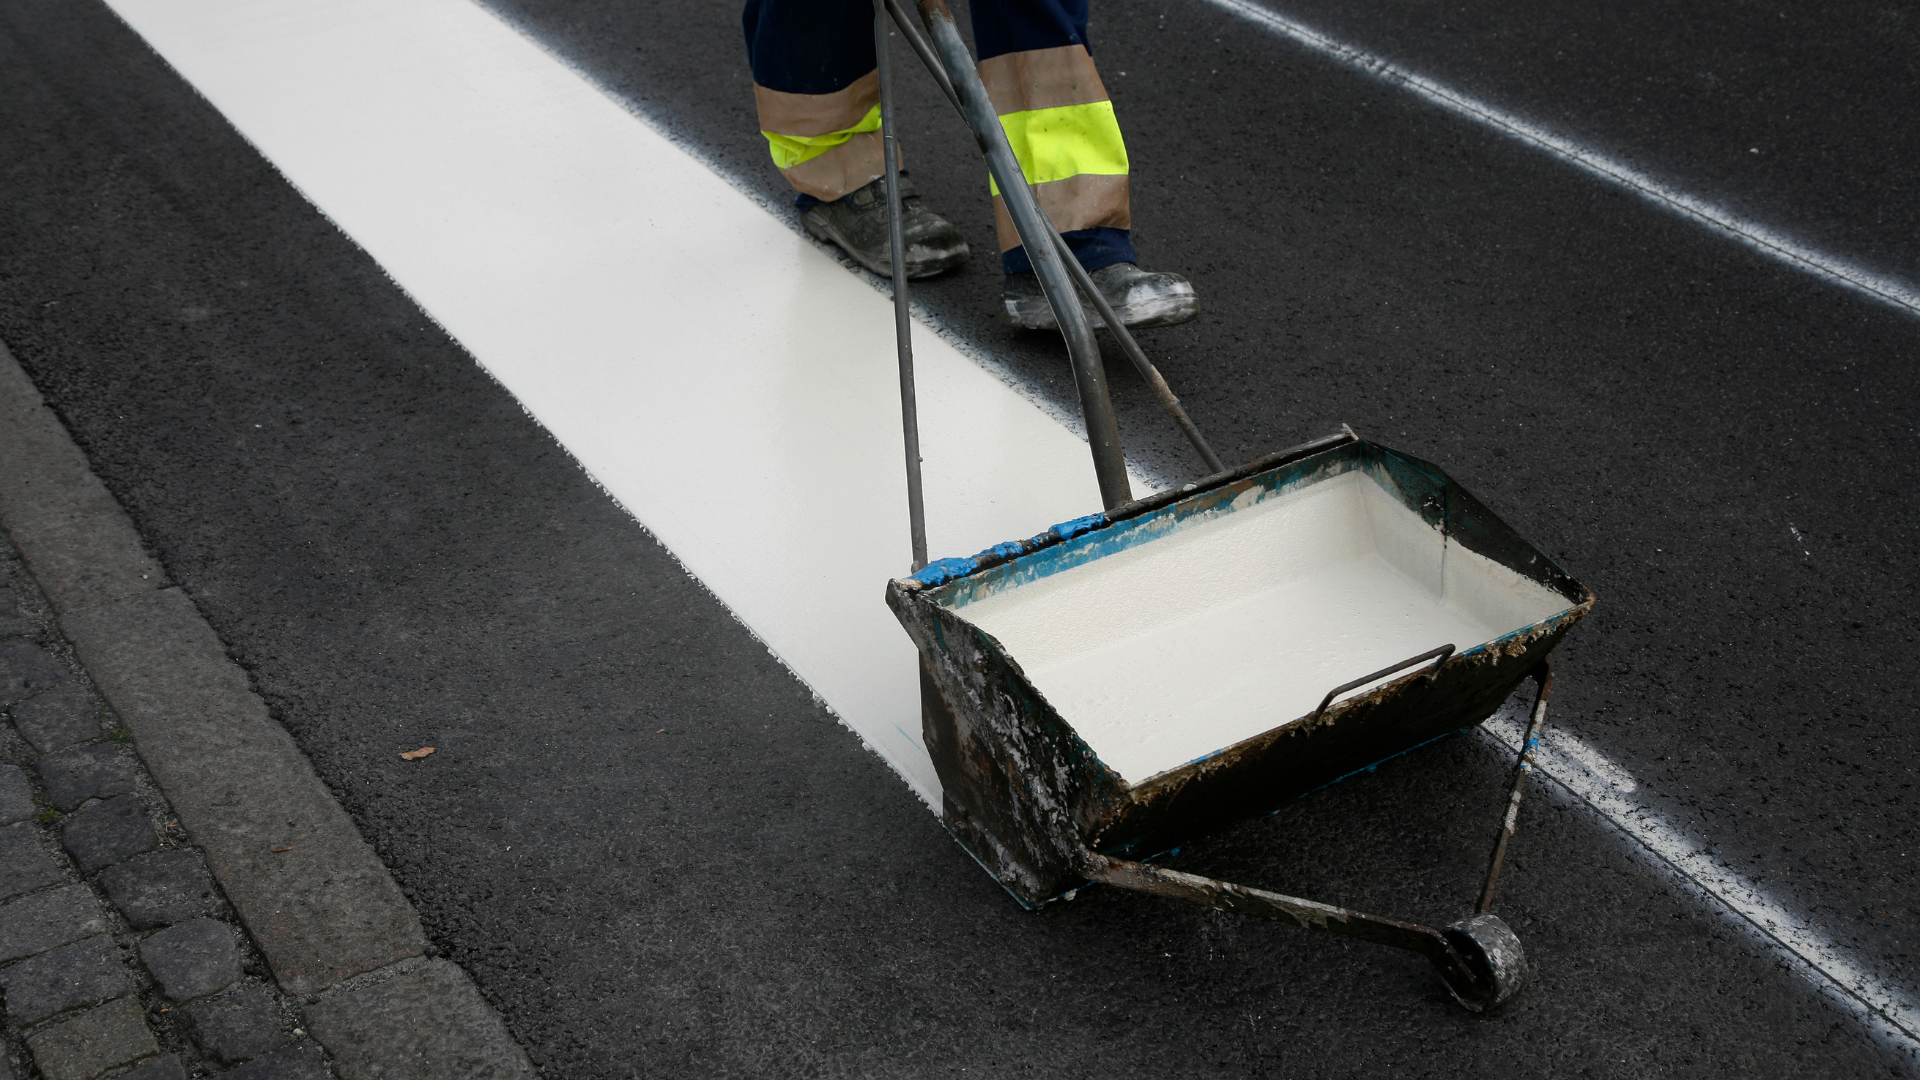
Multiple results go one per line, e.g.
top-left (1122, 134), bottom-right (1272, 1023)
top-left (2, 0), bottom-right (1917, 1075)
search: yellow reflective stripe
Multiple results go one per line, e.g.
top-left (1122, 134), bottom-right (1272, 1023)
top-left (762, 104), bottom-right (882, 171)
top-left (988, 101), bottom-right (1128, 195)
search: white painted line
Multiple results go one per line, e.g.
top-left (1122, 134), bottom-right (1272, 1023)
top-left (1541, 726), bottom-right (1637, 794)
top-left (102, 0), bottom-right (1146, 806)
top-left (1199, 0), bottom-right (1920, 319)
top-left (1483, 710), bottom-right (1920, 1053)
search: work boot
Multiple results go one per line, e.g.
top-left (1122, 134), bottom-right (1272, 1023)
top-left (802, 175), bottom-right (970, 279)
top-left (1002, 263), bottom-right (1199, 331)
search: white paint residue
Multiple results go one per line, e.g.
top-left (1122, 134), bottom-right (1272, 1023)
top-left (1545, 726), bottom-right (1638, 793)
top-left (959, 471), bottom-right (1568, 782)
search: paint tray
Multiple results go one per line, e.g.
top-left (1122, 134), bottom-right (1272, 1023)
top-left (886, 432), bottom-right (1593, 1007)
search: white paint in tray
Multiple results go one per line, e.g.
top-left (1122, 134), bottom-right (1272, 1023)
top-left (956, 470), bottom-right (1572, 784)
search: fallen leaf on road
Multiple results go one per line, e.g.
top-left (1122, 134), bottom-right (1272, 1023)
top-left (400, 747), bottom-right (435, 760)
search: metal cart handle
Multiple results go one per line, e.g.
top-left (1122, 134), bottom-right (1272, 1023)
top-left (1312, 644), bottom-right (1455, 720)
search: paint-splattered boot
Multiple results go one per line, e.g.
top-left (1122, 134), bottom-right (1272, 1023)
top-left (801, 174), bottom-right (970, 280)
top-left (1002, 263), bottom-right (1199, 331)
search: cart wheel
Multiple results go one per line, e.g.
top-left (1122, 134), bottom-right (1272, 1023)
top-left (1436, 913), bottom-right (1528, 1012)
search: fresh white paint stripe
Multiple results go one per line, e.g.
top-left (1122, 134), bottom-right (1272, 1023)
top-left (102, 0), bottom-right (1152, 806)
top-left (1200, 0), bottom-right (1920, 318)
top-left (105, 0), bottom-right (1915, 1049)
top-left (1483, 713), bottom-right (1920, 1051)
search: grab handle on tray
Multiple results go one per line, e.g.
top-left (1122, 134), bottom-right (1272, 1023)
top-left (1312, 644), bottom-right (1455, 720)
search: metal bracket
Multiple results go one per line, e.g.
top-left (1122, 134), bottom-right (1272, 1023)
top-left (1065, 656), bottom-right (1556, 1012)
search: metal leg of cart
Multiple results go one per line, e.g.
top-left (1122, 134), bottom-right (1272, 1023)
top-left (1078, 663), bottom-right (1555, 1012)
top-left (1479, 662), bottom-right (1555, 913)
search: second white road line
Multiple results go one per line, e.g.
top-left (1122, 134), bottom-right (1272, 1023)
top-left (1202, 0), bottom-right (1920, 319)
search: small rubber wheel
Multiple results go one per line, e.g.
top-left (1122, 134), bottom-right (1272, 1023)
top-left (1437, 913), bottom-right (1528, 1012)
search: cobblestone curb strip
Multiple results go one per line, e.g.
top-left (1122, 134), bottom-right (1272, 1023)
top-left (0, 340), bottom-right (535, 1079)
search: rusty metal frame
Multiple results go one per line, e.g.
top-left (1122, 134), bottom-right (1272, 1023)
top-left (887, 434), bottom-right (1593, 1007)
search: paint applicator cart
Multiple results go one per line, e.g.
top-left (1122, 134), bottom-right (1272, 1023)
top-left (866, 0), bottom-right (1595, 1009)
top-left (887, 433), bottom-right (1592, 1009)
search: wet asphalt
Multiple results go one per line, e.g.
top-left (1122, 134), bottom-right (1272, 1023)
top-left (0, 0), bottom-right (1916, 1075)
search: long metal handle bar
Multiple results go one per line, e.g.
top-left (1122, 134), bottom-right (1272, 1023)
top-left (913, 0), bottom-right (1131, 509)
top-left (1478, 662), bottom-right (1553, 912)
top-left (881, 0), bottom-right (959, 108)
top-left (874, 0), bottom-right (929, 571)
top-left (1062, 238), bottom-right (1223, 473)
top-left (1312, 643), bottom-right (1455, 721)
top-left (880, 0), bottom-right (1223, 476)
top-left (1081, 852), bottom-right (1489, 1003)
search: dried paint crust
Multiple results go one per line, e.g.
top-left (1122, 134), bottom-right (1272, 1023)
top-left (887, 435), bottom-right (1594, 907)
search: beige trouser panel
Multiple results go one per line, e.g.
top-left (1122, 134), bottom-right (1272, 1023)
top-left (991, 174), bottom-right (1131, 253)
top-left (978, 44), bottom-right (1132, 252)
top-left (977, 44), bottom-right (1110, 113)
top-left (754, 71), bottom-right (893, 200)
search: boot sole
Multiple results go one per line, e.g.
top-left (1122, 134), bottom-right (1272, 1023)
top-left (803, 215), bottom-right (970, 281)
top-left (1003, 285), bottom-right (1200, 331)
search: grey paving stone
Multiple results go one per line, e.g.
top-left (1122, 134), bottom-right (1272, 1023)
top-left (65, 589), bottom-right (423, 993)
top-left (58, 794), bottom-right (155, 873)
top-left (0, 934), bottom-right (126, 1024)
top-left (304, 960), bottom-right (534, 1080)
top-left (225, 1041), bottom-right (330, 1080)
top-left (98, 849), bottom-right (220, 930)
top-left (23, 997), bottom-right (158, 1080)
top-left (0, 641), bottom-right (64, 708)
top-left (116, 1054), bottom-right (188, 1080)
top-left (0, 764), bottom-right (32, 826)
top-left (139, 918), bottom-right (239, 1002)
top-left (182, 986), bottom-right (286, 1065)
top-left (36, 743), bottom-right (133, 812)
top-left (0, 883), bottom-right (107, 962)
top-left (9, 682), bottom-right (103, 754)
top-left (0, 821), bottom-right (61, 902)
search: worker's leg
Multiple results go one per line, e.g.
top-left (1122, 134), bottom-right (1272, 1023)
top-left (743, 0), bottom-right (969, 278)
top-left (971, 0), bottom-right (1197, 329)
